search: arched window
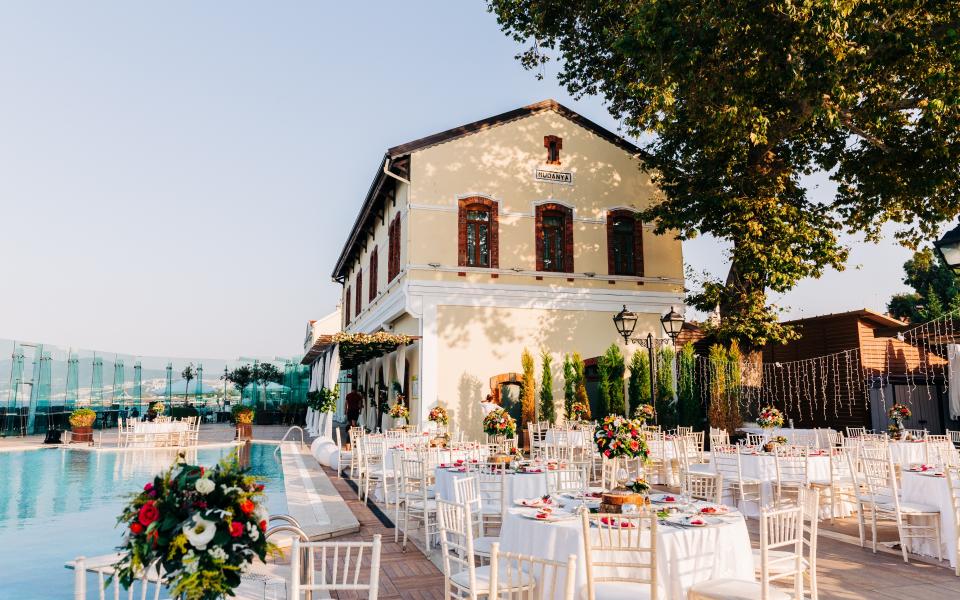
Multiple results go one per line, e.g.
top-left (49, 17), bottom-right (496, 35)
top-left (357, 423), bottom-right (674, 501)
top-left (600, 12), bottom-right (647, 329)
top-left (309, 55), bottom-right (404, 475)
top-left (535, 203), bottom-right (574, 273)
top-left (458, 197), bottom-right (499, 268)
top-left (607, 210), bottom-right (644, 276)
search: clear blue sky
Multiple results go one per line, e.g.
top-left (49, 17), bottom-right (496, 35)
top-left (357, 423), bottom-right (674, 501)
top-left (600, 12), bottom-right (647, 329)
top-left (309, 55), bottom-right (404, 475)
top-left (0, 1), bottom-right (916, 359)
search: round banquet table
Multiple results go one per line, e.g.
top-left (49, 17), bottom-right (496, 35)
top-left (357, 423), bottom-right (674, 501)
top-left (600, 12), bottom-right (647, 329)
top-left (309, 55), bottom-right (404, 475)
top-left (132, 422), bottom-right (189, 434)
top-left (384, 446), bottom-right (488, 471)
top-left (900, 471), bottom-right (956, 567)
top-left (434, 467), bottom-right (547, 506)
top-left (499, 506), bottom-right (754, 600)
top-left (887, 441), bottom-right (928, 466)
top-left (702, 451), bottom-right (849, 517)
top-left (544, 429), bottom-right (591, 447)
top-left (738, 427), bottom-right (834, 448)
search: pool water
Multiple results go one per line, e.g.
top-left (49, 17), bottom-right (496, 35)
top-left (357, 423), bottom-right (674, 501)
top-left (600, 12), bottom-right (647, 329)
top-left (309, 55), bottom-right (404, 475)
top-left (0, 443), bottom-right (286, 599)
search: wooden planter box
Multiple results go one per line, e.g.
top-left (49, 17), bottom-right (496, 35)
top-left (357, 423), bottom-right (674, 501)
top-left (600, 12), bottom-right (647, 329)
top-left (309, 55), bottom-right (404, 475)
top-left (71, 426), bottom-right (93, 443)
top-left (235, 423), bottom-right (253, 441)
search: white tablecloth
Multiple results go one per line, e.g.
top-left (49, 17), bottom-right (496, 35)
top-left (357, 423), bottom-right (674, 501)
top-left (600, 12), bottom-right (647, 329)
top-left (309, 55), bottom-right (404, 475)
top-left (901, 471), bottom-right (956, 566)
top-left (738, 427), bottom-right (834, 448)
top-left (132, 422), bottom-right (188, 434)
top-left (704, 452), bottom-right (844, 517)
top-left (888, 441), bottom-right (928, 466)
top-left (434, 468), bottom-right (547, 506)
top-left (499, 507), bottom-right (754, 600)
top-left (384, 447), bottom-right (487, 471)
top-left (544, 429), bottom-right (591, 447)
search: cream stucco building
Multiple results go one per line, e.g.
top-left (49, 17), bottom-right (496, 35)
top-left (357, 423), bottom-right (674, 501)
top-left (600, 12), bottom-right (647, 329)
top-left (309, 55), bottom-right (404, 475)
top-left (308, 100), bottom-right (684, 438)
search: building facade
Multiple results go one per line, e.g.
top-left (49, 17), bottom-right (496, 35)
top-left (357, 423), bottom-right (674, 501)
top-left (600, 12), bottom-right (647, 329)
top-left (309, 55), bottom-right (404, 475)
top-left (329, 100), bottom-right (685, 437)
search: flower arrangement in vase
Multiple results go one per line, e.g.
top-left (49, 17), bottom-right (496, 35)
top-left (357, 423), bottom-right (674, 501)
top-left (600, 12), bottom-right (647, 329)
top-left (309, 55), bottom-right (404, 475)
top-left (232, 406), bottom-right (255, 440)
top-left (633, 403), bottom-right (656, 424)
top-left (389, 403), bottom-right (410, 427)
top-left (887, 403), bottom-right (911, 439)
top-left (113, 452), bottom-right (274, 600)
top-left (428, 406), bottom-right (449, 426)
top-left (146, 401), bottom-right (165, 422)
top-left (569, 402), bottom-right (591, 422)
top-left (594, 415), bottom-right (650, 461)
top-left (483, 408), bottom-right (516, 440)
top-left (756, 406), bottom-right (784, 430)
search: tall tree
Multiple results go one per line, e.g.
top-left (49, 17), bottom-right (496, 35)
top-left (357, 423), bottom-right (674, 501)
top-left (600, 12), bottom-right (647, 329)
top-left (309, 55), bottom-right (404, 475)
top-left (888, 247), bottom-right (960, 322)
top-left (655, 346), bottom-right (677, 427)
top-left (181, 364), bottom-right (195, 406)
top-left (225, 365), bottom-right (253, 404)
top-left (562, 354), bottom-right (576, 418)
top-left (596, 356), bottom-right (611, 420)
top-left (603, 344), bottom-right (627, 416)
top-left (488, 0), bottom-right (960, 346)
top-left (627, 350), bottom-right (651, 415)
top-left (539, 349), bottom-right (557, 424)
top-left (520, 348), bottom-right (537, 426)
top-left (571, 352), bottom-right (591, 419)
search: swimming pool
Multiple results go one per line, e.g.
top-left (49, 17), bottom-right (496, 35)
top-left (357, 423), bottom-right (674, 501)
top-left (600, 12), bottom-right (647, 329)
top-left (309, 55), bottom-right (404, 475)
top-left (0, 443), bottom-right (286, 599)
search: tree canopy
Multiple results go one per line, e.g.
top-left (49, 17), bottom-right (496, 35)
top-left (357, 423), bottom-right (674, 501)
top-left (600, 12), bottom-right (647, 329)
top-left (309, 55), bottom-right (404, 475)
top-left (888, 247), bottom-right (960, 322)
top-left (488, 0), bottom-right (960, 346)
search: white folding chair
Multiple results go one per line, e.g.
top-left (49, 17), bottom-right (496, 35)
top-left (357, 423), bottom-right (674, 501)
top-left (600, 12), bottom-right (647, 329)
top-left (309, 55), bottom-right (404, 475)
top-left (948, 429), bottom-right (960, 449)
top-left (773, 445), bottom-right (809, 504)
top-left (289, 535), bottom-right (382, 599)
top-left (399, 458), bottom-right (438, 550)
top-left (751, 488), bottom-right (821, 600)
top-left (546, 466), bottom-right (588, 497)
top-left (690, 502), bottom-right (807, 600)
top-left (452, 476), bottom-right (499, 559)
top-left (809, 447), bottom-right (856, 523)
top-left (682, 471), bottom-right (723, 504)
top-left (71, 555), bottom-right (164, 600)
top-left (945, 467), bottom-right (960, 577)
top-left (489, 542), bottom-right (577, 600)
top-left (845, 427), bottom-right (866, 439)
top-left (581, 510), bottom-right (658, 600)
top-left (712, 444), bottom-right (762, 511)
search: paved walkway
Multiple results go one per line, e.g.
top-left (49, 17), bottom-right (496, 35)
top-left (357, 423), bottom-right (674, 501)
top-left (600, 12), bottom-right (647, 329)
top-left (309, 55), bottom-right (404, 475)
top-left (322, 467), bottom-right (445, 600)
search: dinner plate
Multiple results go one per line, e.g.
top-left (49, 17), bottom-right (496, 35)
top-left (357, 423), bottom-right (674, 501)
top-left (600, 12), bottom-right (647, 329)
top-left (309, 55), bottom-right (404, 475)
top-left (650, 493), bottom-right (682, 504)
top-left (919, 472), bottom-right (946, 478)
top-left (514, 497), bottom-right (554, 508)
top-left (697, 504), bottom-right (732, 515)
top-left (521, 510), bottom-right (575, 523)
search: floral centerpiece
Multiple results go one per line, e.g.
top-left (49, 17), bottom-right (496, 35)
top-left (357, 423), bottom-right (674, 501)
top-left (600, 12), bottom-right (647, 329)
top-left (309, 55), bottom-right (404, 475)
top-left (483, 408), bottom-right (516, 439)
top-left (428, 406), bottom-right (449, 426)
top-left (389, 403), bottom-right (410, 425)
top-left (634, 403), bottom-right (656, 424)
top-left (569, 402), bottom-right (590, 422)
top-left (594, 415), bottom-right (649, 460)
top-left (146, 401), bottom-right (165, 422)
top-left (113, 452), bottom-right (274, 600)
top-left (887, 403), bottom-right (912, 439)
top-left (756, 406), bottom-right (784, 430)
top-left (627, 477), bottom-right (650, 495)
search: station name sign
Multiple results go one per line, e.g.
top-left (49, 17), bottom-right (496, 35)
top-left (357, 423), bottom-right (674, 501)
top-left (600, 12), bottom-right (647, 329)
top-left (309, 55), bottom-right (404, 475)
top-left (534, 168), bottom-right (573, 185)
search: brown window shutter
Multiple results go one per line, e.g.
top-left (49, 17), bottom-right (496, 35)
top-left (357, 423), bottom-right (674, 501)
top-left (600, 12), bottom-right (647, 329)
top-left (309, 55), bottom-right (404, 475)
top-left (636, 217), bottom-right (645, 277)
top-left (344, 287), bottom-right (351, 325)
top-left (355, 270), bottom-right (362, 316)
top-left (369, 246), bottom-right (378, 300)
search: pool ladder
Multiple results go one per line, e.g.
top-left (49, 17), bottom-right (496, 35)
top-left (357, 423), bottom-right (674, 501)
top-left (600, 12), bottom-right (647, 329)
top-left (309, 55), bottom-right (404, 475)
top-left (274, 425), bottom-right (306, 458)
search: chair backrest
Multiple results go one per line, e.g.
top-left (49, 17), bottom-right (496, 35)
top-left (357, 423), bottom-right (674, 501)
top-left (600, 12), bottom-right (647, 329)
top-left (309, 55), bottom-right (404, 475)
top-left (546, 466), bottom-right (588, 496)
top-left (905, 428), bottom-right (927, 441)
top-left (709, 428), bottom-right (730, 449)
top-left (601, 456), bottom-right (645, 490)
top-left (581, 510), bottom-right (657, 600)
top-left (948, 430), bottom-right (960, 449)
top-left (71, 556), bottom-right (165, 600)
top-left (489, 542), bottom-right (577, 600)
top-left (846, 427), bottom-right (866, 439)
top-left (945, 467), bottom-right (960, 542)
top-left (401, 458), bottom-right (430, 503)
top-left (746, 432), bottom-right (765, 447)
top-left (711, 444), bottom-right (745, 483)
top-left (774, 445), bottom-right (809, 486)
top-left (758, 503), bottom-right (805, 599)
top-left (682, 471), bottom-right (723, 504)
top-left (928, 439), bottom-right (959, 468)
top-left (436, 499), bottom-right (478, 589)
top-left (289, 535), bottom-right (382, 599)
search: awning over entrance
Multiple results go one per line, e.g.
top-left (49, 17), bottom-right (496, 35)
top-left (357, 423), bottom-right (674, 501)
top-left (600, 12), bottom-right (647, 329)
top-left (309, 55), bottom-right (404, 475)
top-left (332, 332), bottom-right (420, 369)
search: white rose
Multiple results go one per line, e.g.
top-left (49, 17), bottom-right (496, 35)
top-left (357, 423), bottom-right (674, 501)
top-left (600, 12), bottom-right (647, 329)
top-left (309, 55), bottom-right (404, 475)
top-left (195, 478), bottom-right (215, 495)
top-left (183, 515), bottom-right (218, 550)
top-left (208, 546), bottom-right (228, 562)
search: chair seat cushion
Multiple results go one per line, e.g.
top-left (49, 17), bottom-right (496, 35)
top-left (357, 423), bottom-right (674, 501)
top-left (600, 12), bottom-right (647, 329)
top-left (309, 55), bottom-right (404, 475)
top-left (688, 578), bottom-right (793, 600)
top-left (588, 581), bottom-right (653, 600)
top-left (408, 498), bottom-right (437, 510)
top-left (450, 564), bottom-right (534, 592)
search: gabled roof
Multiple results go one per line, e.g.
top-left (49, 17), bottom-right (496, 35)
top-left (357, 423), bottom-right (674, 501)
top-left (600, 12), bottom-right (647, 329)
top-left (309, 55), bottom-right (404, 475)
top-left (783, 308), bottom-right (907, 330)
top-left (331, 100), bottom-right (648, 280)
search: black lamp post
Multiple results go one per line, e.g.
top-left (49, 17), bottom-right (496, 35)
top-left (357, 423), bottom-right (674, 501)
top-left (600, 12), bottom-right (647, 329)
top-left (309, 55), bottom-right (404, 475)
top-left (660, 306), bottom-right (685, 345)
top-left (934, 221), bottom-right (960, 276)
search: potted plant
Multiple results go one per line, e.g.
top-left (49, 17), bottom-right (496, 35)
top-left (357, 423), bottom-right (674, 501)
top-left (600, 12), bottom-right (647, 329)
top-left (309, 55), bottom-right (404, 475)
top-left (887, 403), bottom-right (911, 439)
top-left (146, 401), bottom-right (165, 422)
top-left (232, 405), bottom-right (255, 441)
top-left (68, 408), bottom-right (96, 443)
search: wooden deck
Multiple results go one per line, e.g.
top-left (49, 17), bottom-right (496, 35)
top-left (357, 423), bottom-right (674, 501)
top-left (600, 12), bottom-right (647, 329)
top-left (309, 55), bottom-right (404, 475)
top-left (323, 468), bottom-right (445, 600)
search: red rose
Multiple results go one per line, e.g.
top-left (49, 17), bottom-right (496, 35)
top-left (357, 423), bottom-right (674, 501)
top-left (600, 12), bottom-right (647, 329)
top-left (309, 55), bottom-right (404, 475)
top-left (138, 501), bottom-right (159, 526)
top-left (230, 521), bottom-right (244, 537)
top-left (239, 499), bottom-right (255, 515)
top-left (130, 522), bottom-right (144, 535)
top-left (144, 482), bottom-right (153, 492)
top-left (259, 520), bottom-right (267, 531)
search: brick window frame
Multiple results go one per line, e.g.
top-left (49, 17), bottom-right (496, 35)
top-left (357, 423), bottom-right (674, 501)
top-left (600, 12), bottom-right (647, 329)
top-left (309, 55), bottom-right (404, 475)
top-left (388, 213), bottom-right (401, 282)
top-left (606, 209), bottom-right (644, 276)
top-left (344, 287), bottom-right (351, 326)
top-left (457, 197), bottom-right (499, 268)
top-left (354, 270), bottom-right (362, 316)
top-left (544, 135), bottom-right (562, 165)
top-left (535, 203), bottom-right (574, 273)
top-left (368, 246), bottom-right (378, 300)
